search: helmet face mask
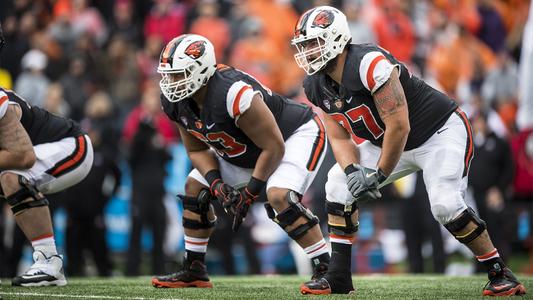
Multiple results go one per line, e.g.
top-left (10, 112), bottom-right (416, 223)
top-left (158, 34), bottom-right (216, 103)
top-left (291, 6), bottom-right (351, 75)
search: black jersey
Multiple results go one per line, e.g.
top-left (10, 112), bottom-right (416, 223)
top-left (162, 65), bottom-right (314, 168)
top-left (0, 88), bottom-right (83, 145)
top-left (304, 44), bottom-right (457, 150)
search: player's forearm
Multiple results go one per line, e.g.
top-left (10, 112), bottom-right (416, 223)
top-left (188, 149), bottom-right (219, 177)
top-left (251, 144), bottom-right (284, 181)
top-left (377, 125), bottom-right (409, 176)
top-left (0, 149), bottom-right (36, 170)
top-left (330, 137), bottom-right (360, 170)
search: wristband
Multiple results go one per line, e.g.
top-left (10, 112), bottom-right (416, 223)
top-left (246, 177), bottom-right (266, 197)
top-left (344, 163), bottom-right (358, 176)
top-left (376, 168), bottom-right (388, 184)
top-left (205, 169), bottom-right (222, 188)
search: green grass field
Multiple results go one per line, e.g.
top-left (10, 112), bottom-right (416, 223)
top-left (0, 275), bottom-right (532, 300)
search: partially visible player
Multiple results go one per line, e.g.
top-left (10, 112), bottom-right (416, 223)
top-left (151, 34), bottom-right (330, 288)
top-left (291, 6), bottom-right (526, 296)
top-left (0, 23), bottom-right (94, 287)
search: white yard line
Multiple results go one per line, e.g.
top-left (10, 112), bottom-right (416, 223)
top-left (0, 291), bottom-right (186, 300)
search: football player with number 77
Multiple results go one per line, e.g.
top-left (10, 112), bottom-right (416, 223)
top-left (291, 5), bottom-right (526, 296)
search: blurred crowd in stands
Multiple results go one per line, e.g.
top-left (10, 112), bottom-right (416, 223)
top-left (0, 0), bottom-right (532, 277)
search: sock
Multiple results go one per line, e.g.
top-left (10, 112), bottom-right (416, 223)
top-left (477, 248), bottom-right (505, 271)
top-left (328, 234), bottom-right (354, 276)
top-left (304, 239), bottom-right (330, 269)
top-left (31, 233), bottom-right (57, 256)
top-left (184, 235), bottom-right (209, 263)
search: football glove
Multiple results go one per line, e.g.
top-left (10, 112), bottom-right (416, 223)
top-left (232, 177), bottom-right (265, 232)
top-left (344, 164), bottom-right (387, 202)
top-left (205, 170), bottom-right (239, 213)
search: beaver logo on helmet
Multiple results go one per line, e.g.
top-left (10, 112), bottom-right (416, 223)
top-left (311, 10), bottom-right (334, 29)
top-left (185, 41), bottom-right (206, 59)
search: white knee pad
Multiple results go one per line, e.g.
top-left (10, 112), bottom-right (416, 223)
top-left (325, 164), bottom-right (353, 205)
top-left (428, 186), bottom-right (468, 225)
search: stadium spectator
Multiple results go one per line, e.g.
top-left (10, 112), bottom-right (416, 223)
top-left (43, 82), bottom-right (70, 117)
top-left (109, 0), bottom-right (142, 46)
top-left (14, 49), bottom-right (50, 107)
top-left (136, 34), bottom-right (163, 85)
top-left (399, 173), bottom-right (446, 273)
top-left (344, 1), bottom-right (375, 45)
top-left (123, 80), bottom-right (177, 276)
top-left (59, 55), bottom-right (91, 121)
top-left (190, 0), bottom-right (231, 63)
top-left (144, 0), bottom-right (187, 44)
top-left (64, 92), bottom-right (120, 277)
top-left (470, 110), bottom-right (514, 263)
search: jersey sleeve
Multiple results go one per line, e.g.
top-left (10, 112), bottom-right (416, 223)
top-left (358, 51), bottom-right (395, 94)
top-left (225, 80), bottom-right (261, 119)
top-left (0, 90), bottom-right (10, 119)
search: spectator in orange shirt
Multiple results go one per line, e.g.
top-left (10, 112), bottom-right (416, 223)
top-left (190, 0), bottom-right (230, 62)
top-left (372, 0), bottom-right (415, 63)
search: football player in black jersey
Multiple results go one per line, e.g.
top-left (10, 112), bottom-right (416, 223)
top-left (0, 24), bottom-right (93, 287)
top-left (291, 6), bottom-right (525, 296)
top-left (151, 34), bottom-right (330, 289)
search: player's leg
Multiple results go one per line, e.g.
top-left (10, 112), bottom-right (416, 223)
top-left (152, 176), bottom-right (216, 288)
top-left (6, 135), bottom-right (92, 287)
top-left (302, 141), bottom-right (417, 295)
top-left (153, 153), bottom-right (251, 288)
top-left (264, 116), bottom-right (330, 281)
top-left (418, 110), bottom-right (525, 296)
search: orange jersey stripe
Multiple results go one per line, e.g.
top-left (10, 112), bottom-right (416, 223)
top-left (232, 86), bottom-right (251, 117)
top-left (366, 55), bottom-right (386, 91)
top-left (456, 108), bottom-right (474, 176)
top-left (307, 116), bottom-right (325, 171)
top-left (0, 95), bottom-right (8, 106)
top-left (51, 136), bottom-right (86, 176)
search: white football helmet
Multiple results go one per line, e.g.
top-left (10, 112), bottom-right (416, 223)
top-left (291, 6), bottom-right (352, 75)
top-left (158, 34), bottom-right (216, 102)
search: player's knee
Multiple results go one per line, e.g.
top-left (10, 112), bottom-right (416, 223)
top-left (429, 190), bottom-right (466, 225)
top-left (266, 187), bottom-right (290, 212)
top-left (180, 189), bottom-right (216, 230)
top-left (0, 172), bottom-right (22, 195)
top-left (325, 165), bottom-right (352, 205)
top-left (264, 190), bottom-right (319, 241)
top-left (185, 176), bottom-right (207, 197)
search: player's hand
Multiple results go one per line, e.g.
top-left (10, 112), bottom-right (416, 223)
top-left (210, 179), bottom-right (239, 213)
top-left (344, 164), bottom-right (386, 202)
top-left (231, 187), bottom-right (258, 232)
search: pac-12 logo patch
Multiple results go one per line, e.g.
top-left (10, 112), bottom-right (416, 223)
top-left (185, 41), bottom-right (206, 59)
top-left (312, 10), bottom-right (334, 29)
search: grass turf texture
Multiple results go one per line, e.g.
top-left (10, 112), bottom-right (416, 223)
top-left (0, 275), bottom-right (532, 300)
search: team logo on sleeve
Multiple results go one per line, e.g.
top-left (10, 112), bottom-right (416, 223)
top-left (323, 99), bottom-right (331, 110)
top-left (311, 10), bottom-right (334, 29)
top-left (195, 120), bottom-right (203, 129)
top-left (185, 41), bottom-right (206, 59)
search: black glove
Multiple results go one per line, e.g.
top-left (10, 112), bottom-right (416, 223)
top-left (232, 177), bottom-right (265, 232)
top-left (205, 170), bottom-right (239, 213)
top-left (344, 164), bottom-right (387, 202)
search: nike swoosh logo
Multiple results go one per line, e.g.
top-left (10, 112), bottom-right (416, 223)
top-left (437, 128), bottom-right (448, 134)
top-left (493, 283), bottom-right (512, 291)
top-left (206, 123), bottom-right (215, 129)
top-left (366, 172), bottom-right (376, 178)
top-left (346, 96), bottom-right (353, 103)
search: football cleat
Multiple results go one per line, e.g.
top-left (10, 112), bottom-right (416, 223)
top-left (311, 261), bottom-right (329, 281)
top-left (12, 251), bottom-right (67, 287)
top-left (300, 276), bottom-right (354, 295)
top-left (152, 260), bottom-right (212, 288)
top-left (483, 266), bottom-right (526, 296)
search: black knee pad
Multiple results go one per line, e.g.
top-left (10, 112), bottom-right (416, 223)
top-left (444, 207), bottom-right (486, 244)
top-left (264, 190), bottom-right (319, 240)
top-left (2, 175), bottom-right (48, 215)
top-left (326, 200), bottom-right (359, 236)
top-left (180, 189), bottom-right (216, 229)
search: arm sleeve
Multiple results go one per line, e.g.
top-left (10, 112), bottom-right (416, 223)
top-left (0, 91), bottom-right (10, 119)
top-left (359, 51), bottom-right (395, 94)
top-left (225, 80), bottom-right (261, 120)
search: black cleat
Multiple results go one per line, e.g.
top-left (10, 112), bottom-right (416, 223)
top-left (300, 275), bottom-right (354, 295)
top-left (483, 265), bottom-right (526, 296)
top-left (311, 261), bottom-right (329, 281)
top-left (152, 260), bottom-right (212, 288)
